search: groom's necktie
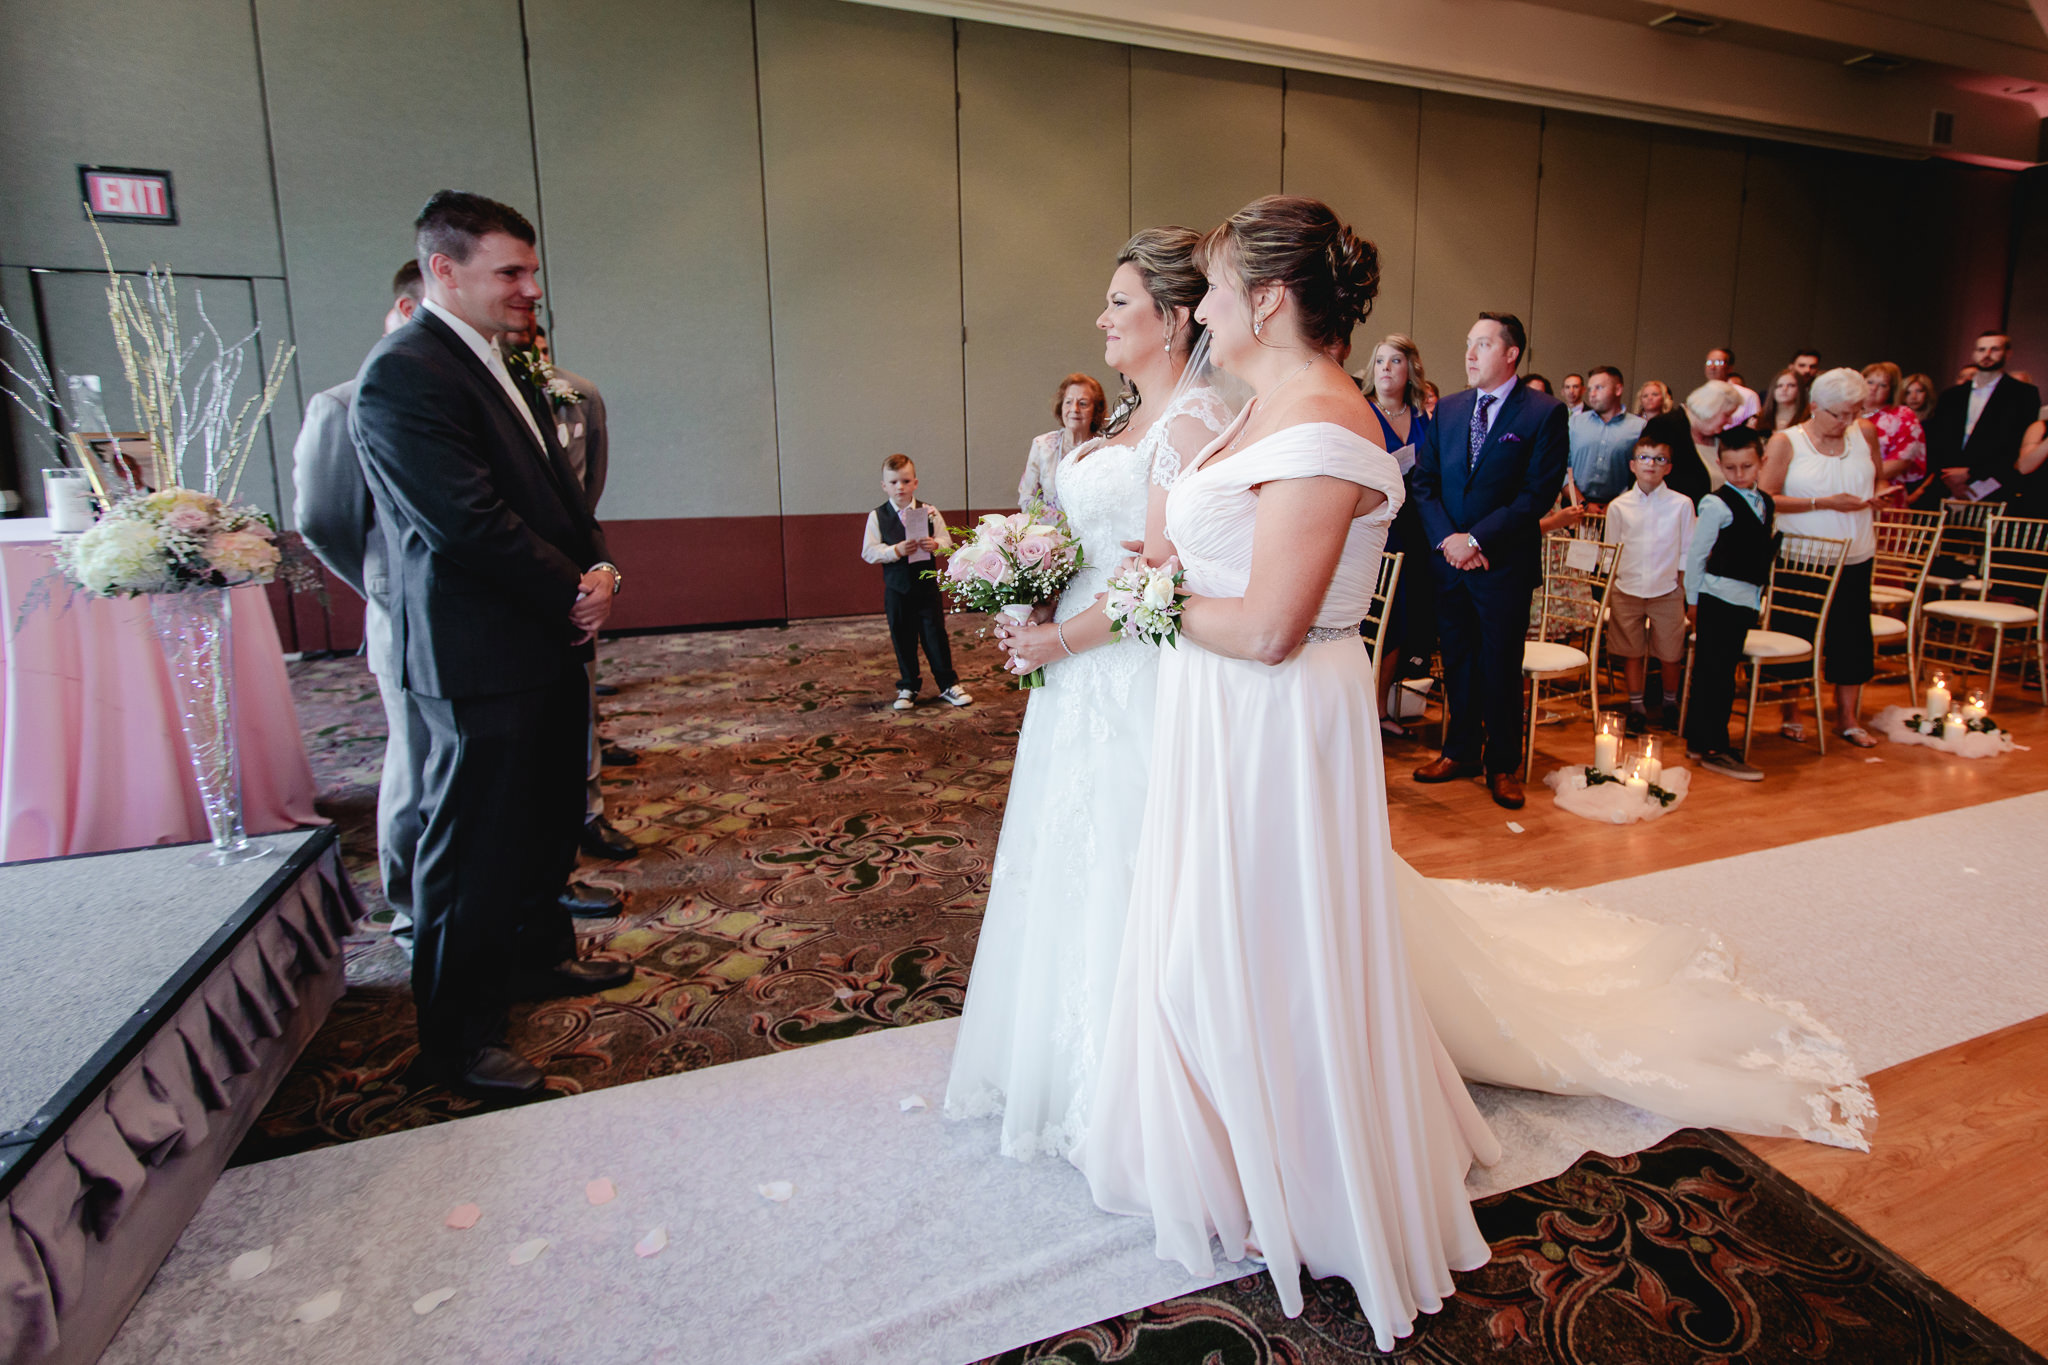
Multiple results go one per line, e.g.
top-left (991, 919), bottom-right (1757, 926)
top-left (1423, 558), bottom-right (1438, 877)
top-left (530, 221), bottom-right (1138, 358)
top-left (1469, 393), bottom-right (1497, 472)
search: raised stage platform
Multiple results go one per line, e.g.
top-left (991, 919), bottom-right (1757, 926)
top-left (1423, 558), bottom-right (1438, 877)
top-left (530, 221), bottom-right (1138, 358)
top-left (0, 829), bottom-right (358, 1365)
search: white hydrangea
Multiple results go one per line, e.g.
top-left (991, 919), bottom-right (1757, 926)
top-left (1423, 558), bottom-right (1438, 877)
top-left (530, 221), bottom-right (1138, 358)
top-left (66, 517), bottom-right (169, 595)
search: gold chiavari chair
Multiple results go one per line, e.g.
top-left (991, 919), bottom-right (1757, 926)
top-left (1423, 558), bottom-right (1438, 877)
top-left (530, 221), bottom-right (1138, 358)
top-left (1522, 533), bottom-right (1623, 779)
top-left (1918, 515), bottom-right (2048, 707)
top-left (1868, 507), bottom-right (1944, 693)
top-left (1738, 533), bottom-right (1849, 760)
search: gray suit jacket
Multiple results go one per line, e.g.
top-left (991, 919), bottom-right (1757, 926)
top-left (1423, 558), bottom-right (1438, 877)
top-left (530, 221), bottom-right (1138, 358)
top-left (291, 379), bottom-right (393, 677)
top-left (545, 367), bottom-right (607, 512)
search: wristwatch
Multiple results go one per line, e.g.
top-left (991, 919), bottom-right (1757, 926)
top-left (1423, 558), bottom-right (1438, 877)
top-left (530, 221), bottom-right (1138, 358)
top-left (590, 561), bottom-right (624, 595)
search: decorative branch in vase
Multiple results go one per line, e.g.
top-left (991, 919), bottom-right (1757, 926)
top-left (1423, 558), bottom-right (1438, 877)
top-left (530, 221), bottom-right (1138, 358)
top-left (1, 212), bottom-right (309, 865)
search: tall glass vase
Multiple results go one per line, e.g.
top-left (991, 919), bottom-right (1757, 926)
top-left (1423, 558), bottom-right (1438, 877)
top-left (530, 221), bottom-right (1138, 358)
top-left (149, 588), bottom-right (271, 867)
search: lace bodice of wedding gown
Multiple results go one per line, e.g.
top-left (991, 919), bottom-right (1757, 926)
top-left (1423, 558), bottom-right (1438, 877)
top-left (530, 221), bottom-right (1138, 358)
top-left (943, 388), bottom-right (1230, 1160)
top-left (1166, 421), bottom-right (1404, 630)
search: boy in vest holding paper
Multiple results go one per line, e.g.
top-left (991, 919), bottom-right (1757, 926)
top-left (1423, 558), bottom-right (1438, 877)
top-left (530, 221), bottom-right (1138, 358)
top-left (1684, 428), bottom-right (1776, 781)
top-left (861, 454), bottom-right (972, 711)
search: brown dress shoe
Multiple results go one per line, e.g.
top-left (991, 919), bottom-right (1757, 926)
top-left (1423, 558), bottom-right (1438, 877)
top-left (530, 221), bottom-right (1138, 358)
top-left (1488, 770), bottom-right (1526, 809)
top-left (1413, 755), bottom-right (1482, 783)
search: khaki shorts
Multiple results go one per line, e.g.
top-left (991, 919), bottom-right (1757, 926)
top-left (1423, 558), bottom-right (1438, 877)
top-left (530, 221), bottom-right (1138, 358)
top-left (1608, 587), bottom-right (1686, 659)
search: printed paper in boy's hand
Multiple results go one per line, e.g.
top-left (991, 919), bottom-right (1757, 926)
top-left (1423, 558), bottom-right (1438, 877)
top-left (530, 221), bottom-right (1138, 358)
top-left (901, 506), bottom-right (933, 562)
top-left (1564, 539), bottom-right (1599, 573)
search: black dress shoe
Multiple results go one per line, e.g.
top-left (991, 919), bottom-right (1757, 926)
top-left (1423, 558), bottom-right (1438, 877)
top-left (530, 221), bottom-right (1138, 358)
top-left (559, 882), bottom-right (624, 917)
top-left (593, 681), bottom-right (619, 697)
top-left (510, 957), bottom-right (636, 1001)
top-left (601, 745), bottom-right (639, 767)
top-left (579, 817), bottom-right (638, 860)
top-left (447, 1046), bottom-right (545, 1100)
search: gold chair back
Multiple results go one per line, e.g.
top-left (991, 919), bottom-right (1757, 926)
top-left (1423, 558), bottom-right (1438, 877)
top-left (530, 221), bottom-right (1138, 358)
top-left (1362, 551), bottom-right (1403, 666)
top-left (1981, 516), bottom-right (2048, 609)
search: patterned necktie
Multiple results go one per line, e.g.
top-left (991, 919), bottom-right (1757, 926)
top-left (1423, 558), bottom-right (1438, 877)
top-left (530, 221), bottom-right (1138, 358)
top-left (1469, 393), bottom-right (1497, 471)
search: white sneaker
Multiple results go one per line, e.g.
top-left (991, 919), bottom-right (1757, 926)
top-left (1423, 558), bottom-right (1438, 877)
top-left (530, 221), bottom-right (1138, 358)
top-left (893, 690), bottom-right (915, 710)
top-left (938, 685), bottom-right (973, 707)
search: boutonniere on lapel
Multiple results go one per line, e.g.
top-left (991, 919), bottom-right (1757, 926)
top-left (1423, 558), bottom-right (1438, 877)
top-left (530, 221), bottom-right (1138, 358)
top-left (504, 343), bottom-right (584, 411)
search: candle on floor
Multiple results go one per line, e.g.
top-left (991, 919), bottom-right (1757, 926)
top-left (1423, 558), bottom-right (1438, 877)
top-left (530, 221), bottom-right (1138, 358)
top-left (1962, 693), bottom-right (1987, 722)
top-left (1623, 765), bottom-right (1649, 799)
top-left (1946, 710), bottom-right (1966, 730)
top-left (1638, 737), bottom-right (1663, 788)
top-left (1925, 673), bottom-right (1951, 720)
top-left (1594, 715), bottom-right (1620, 775)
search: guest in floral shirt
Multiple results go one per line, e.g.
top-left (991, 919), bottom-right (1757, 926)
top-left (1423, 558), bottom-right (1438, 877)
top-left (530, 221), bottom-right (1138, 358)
top-left (1861, 361), bottom-right (1927, 504)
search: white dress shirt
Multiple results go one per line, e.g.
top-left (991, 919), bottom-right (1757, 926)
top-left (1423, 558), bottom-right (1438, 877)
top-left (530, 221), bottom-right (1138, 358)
top-left (1606, 481), bottom-right (1695, 598)
top-left (1965, 370), bottom-right (2003, 440)
top-left (422, 298), bottom-right (547, 452)
top-left (862, 500), bottom-right (955, 564)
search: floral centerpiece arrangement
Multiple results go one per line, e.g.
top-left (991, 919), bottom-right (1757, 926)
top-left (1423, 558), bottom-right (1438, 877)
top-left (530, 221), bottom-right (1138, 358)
top-left (1, 216), bottom-right (301, 864)
top-left (935, 503), bottom-right (1085, 688)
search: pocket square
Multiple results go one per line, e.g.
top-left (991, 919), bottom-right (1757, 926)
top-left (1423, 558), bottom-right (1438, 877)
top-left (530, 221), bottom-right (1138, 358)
top-left (1498, 432), bottom-right (1523, 443)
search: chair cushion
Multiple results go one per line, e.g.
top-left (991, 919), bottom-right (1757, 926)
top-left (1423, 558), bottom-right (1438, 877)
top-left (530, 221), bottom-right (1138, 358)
top-left (1923, 600), bottom-right (2037, 625)
top-left (1868, 584), bottom-right (1913, 605)
top-left (1523, 641), bottom-right (1590, 673)
top-left (1869, 614), bottom-right (1908, 639)
top-left (1744, 629), bottom-right (1813, 659)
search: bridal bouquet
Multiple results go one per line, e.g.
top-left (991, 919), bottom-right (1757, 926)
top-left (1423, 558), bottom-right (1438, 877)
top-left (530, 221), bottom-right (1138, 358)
top-left (56, 487), bottom-right (282, 597)
top-left (1104, 559), bottom-right (1186, 648)
top-left (936, 503), bottom-right (1085, 688)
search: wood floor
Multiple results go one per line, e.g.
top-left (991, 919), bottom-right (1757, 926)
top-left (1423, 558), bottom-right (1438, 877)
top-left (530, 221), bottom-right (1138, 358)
top-left (1378, 674), bottom-right (2048, 1351)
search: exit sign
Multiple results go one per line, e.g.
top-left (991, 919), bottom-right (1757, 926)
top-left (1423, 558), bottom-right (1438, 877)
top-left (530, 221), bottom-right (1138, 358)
top-left (78, 166), bottom-right (178, 225)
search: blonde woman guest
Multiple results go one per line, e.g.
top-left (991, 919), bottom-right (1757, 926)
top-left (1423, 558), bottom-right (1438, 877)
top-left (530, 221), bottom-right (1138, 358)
top-left (1861, 362), bottom-right (1927, 505)
top-left (1757, 367), bottom-right (1809, 439)
top-left (1899, 372), bottom-right (1937, 424)
top-left (1018, 373), bottom-right (1107, 509)
top-left (1763, 368), bottom-right (1889, 747)
top-left (1634, 379), bottom-right (1672, 419)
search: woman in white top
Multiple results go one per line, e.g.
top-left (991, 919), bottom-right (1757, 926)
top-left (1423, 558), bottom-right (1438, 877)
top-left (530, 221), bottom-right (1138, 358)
top-left (1763, 367), bottom-right (1891, 747)
top-left (1016, 373), bottom-right (1107, 510)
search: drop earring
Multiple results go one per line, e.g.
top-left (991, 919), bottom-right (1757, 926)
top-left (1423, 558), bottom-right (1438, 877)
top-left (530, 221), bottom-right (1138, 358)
top-left (1252, 316), bottom-right (1264, 338)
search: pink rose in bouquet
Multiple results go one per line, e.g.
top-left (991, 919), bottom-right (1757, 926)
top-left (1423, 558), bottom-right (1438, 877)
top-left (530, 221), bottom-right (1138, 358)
top-left (925, 499), bottom-right (1087, 689)
top-left (205, 530), bottom-right (282, 583)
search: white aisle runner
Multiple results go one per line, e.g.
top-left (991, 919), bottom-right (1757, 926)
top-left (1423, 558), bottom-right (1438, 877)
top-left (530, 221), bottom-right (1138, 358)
top-left (105, 794), bottom-right (2048, 1364)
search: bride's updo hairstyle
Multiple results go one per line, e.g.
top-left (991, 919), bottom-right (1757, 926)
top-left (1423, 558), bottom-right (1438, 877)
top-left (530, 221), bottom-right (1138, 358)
top-left (1196, 196), bottom-right (1381, 349)
top-left (1102, 226), bottom-right (1207, 437)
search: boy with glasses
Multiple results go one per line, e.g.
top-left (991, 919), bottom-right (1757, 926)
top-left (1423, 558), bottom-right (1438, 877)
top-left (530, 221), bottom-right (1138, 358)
top-left (1604, 437), bottom-right (1694, 734)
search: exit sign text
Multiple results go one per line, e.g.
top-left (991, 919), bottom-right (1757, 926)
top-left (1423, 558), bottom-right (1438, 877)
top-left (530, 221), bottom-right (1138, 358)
top-left (78, 167), bottom-right (178, 225)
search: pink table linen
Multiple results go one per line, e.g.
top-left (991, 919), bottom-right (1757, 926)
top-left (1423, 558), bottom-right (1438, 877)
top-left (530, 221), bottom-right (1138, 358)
top-left (1, 520), bottom-right (323, 861)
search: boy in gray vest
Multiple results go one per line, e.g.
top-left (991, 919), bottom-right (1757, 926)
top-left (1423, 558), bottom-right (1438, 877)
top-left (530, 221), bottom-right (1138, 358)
top-left (1683, 429), bottom-right (1776, 780)
top-left (861, 454), bottom-right (971, 711)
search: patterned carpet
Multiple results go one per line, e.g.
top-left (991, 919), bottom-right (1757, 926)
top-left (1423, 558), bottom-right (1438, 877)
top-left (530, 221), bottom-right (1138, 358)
top-left (240, 614), bottom-right (1020, 1162)
top-left (985, 1130), bottom-right (2035, 1364)
top-left (246, 615), bottom-right (2040, 1364)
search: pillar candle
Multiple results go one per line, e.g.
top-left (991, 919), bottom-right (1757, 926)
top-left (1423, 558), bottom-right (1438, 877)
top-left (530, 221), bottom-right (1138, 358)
top-left (1594, 730), bottom-right (1620, 775)
top-left (1925, 681), bottom-right (1950, 719)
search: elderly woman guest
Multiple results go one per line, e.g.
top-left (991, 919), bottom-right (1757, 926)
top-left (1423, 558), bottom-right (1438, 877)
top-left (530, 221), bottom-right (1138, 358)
top-left (1365, 335), bottom-right (1435, 726)
top-left (1763, 368), bottom-right (1889, 748)
top-left (1757, 367), bottom-right (1809, 439)
top-left (1899, 372), bottom-right (1936, 425)
top-left (1018, 372), bottom-right (1106, 509)
top-left (1643, 380), bottom-right (1744, 504)
top-left (1860, 361), bottom-right (1927, 505)
top-left (1634, 379), bottom-right (1672, 420)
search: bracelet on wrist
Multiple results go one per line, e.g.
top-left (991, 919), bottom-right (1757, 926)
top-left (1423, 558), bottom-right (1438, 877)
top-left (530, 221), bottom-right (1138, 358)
top-left (1055, 621), bottom-right (1075, 656)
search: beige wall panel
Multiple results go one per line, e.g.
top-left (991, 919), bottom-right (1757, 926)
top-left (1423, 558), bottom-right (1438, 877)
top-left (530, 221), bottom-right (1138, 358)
top-left (255, 0), bottom-right (538, 402)
top-left (1130, 50), bottom-right (1282, 235)
top-left (958, 22), bottom-right (1129, 513)
top-left (1808, 154), bottom-right (1898, 376)
top-left (1280, 72), bottom-right (1420, 346)
top-left (0, 0), bottom-right (281, 276)
top-left (1526, 112), bottom-right (1649, 384)
top-left (525, 0), bottom-right (779, 520)
top-left (1630, 130), bottom-right (1745, 403)
top-left (756, 0), bottom-right (966, 516)
top-left (1730, 145), bottom-right (1825, 384)
top-left (1411, 92), bottom-right (1541, 390)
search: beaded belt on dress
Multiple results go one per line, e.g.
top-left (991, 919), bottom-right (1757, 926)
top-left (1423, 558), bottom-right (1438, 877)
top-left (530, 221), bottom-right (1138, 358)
top-left (1302, 625), bottom-right (1360, 644)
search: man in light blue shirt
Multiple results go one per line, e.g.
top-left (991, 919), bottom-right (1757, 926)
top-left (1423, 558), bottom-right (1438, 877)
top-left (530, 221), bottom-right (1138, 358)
top-left (1567, 366), bottom-right (1645, 504)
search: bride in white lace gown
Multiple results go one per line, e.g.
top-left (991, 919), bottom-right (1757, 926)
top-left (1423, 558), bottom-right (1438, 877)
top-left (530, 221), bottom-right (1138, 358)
top-left (944, 229), bottom-right (1230, 1158)
top-left (1067, 198), bottom-right (1872, 1349)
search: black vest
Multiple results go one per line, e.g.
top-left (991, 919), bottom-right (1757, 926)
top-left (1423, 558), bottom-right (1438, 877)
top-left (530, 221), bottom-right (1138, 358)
top-left (1704, 486), bottom-right (1777, 586)
top-left (875, 500), bottom-right (928, 594)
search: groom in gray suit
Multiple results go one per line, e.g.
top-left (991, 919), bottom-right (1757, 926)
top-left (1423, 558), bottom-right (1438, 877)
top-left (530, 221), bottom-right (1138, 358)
top-left (293, 262), bottom-right (427, 951)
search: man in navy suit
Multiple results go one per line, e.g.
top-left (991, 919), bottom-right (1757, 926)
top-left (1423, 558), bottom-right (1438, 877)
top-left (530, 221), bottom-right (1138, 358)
top-left (1409, 313), bottom-right (1570, 808)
